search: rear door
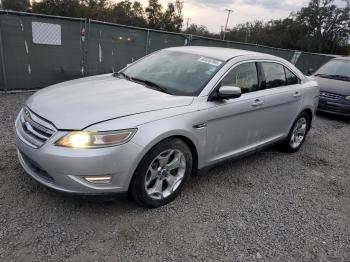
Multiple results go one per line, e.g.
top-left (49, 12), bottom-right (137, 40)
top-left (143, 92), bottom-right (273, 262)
top-left (253, 61), bottom-right (304, 147)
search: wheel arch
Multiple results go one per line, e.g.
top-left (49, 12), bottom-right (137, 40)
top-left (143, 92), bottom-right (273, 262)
top-left (171, 135), bottom-right (199, 175)
top-left (300, 107), bottom-right (313, 130)
top-left (143, 134), bottom-right (199, 174)
top-left (127, 132), bottom-right (200, 190)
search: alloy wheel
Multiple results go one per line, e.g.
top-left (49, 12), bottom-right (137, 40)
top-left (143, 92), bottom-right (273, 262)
top-left (289, 117), bottom-right (307, 149)
top-left (145, 149), bottom-right (186, 200)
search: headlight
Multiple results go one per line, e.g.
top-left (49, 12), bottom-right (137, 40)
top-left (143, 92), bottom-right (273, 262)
top-left (55, 129), bottom-right (137, 148)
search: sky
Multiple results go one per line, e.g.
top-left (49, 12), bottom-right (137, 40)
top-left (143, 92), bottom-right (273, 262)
top-left (132, 0), bottom-right (314, 33)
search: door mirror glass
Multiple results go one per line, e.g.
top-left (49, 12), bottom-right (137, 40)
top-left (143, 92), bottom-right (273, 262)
top-left (217, 86), bottom-right (242, 99)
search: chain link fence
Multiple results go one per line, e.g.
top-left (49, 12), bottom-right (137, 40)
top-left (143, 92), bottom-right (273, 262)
top-left (0, 10), bottom-right (335, 91)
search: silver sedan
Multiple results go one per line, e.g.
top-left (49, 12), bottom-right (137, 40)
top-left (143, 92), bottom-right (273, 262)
top-left (15, 47), bottom-right (319, 207)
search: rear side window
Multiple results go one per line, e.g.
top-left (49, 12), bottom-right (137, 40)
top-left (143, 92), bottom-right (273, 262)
top-left (261, 62), bottom-right (300, 89)
top-left (221, 62), bottom-right (258, 94)
top-left (261, 62), bottom-right (286, 88)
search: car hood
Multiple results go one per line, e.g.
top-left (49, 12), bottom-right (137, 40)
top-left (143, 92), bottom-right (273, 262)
top-left (314, 76), bottom-right (350, 95)
top-left (26, 74), bottom-right (194, 130)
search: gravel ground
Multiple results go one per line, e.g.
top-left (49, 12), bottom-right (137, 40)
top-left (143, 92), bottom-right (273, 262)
top-left (0, 92), bottom-right (349, 262)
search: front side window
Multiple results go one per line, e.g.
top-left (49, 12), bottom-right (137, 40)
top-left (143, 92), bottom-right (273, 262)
top-left (261, 62), bottom-right (286, 88)
top-left (221, 62), bottom-right (258, 93)
top-left (122, 50), bottom-right (224, 96)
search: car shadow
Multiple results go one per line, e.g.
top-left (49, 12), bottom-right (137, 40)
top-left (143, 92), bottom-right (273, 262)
top-left (12, 142), bottom-right (292, 216)
top-left (16, 169), bottom-right (139, 211)
top-left (30, 147), bottom-right (283, 211)
top-left (187, 147), bottom-right (283, 189)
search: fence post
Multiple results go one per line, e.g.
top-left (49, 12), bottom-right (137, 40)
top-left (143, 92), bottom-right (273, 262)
top-left (0, 17), bottom-right (8, 92)
top-left (145, 29), bottom-right (150, 55)
top-left (188, 34), bottom-right (192, 46)
top-left (85, 18), bottom-right (91, 76)
top-left (81, 18), bottom-right (88, 77)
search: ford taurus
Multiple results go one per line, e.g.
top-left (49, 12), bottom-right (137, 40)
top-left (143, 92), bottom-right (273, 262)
top-left (15, 47), bottom-right (319, 207)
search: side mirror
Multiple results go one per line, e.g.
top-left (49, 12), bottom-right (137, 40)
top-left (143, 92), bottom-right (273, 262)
top-left (307, 68), bottom-right (314, 76)
top-left (217, 86), bottom-right (242, 100)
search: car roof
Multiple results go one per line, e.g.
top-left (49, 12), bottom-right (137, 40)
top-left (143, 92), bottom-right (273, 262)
top-left (334, 56), bottom-right (350, 61)
top-left (166, 46), bottom-right (275, 61)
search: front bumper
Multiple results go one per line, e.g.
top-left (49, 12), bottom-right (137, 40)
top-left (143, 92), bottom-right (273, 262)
top-left (15, 119), bottom-right (144, 195)
top-left (318, 98), bottom-right (350, 116)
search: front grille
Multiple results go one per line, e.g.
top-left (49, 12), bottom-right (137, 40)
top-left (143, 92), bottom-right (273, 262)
top-left (319, 91), bottom-right (342, 100)
top-left (16, 108), bottom-right (56, 148)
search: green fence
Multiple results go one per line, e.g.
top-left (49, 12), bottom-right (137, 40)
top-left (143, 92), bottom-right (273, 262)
top-left (0, 10), bottom-right (335, 91)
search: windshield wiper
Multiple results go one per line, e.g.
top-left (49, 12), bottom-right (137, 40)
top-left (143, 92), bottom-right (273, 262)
top-left (131, 77), bottom-right (172, 94)
top-left (113, 73), bottom-right (172, 94)
top-left (315, 73), bottom-right (350, 81)
top-left (328, 74), bottom-right (350, 80)
top-left (315, 73), bottom-right (330, 77)
top-left (113, 72), bottom-right (131, 80)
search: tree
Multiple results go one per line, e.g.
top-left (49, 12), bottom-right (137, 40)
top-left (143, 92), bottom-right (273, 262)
top-left (296, 0), bottom-right (350, 53)
top-left (32, 0), bottom-right (84, 17)
top-left (131, 1), bottom-right (147, 27)
top-left (226, 19), bottom-right (309, 50)
top-left (184, 24), bottom-right (214, 38)
top-left (110, 0), bottom-right (133, 24)
top-left (161, 1), bottom-right (183, 32)
top-left (7, 0), bottom-right (350, 55)
top-left (145, 0), bottom-right (163, 29)
top-left (81, 0), bottom-right (111, 21)
top-left (224, 0), bottom-right (350, 55)
top-left (110, 0), bottom-right (147, 27)
top-left (2, 0), bottom-right (30, 11)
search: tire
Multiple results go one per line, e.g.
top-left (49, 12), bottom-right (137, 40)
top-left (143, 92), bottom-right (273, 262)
top-left (130, 138), bottom-right (192, 208)
top-left (280, 112), bottom-right (311, 153)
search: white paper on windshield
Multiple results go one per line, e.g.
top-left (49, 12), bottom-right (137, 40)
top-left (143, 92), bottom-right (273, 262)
top-left (198, 57), bottom-right (222, 67)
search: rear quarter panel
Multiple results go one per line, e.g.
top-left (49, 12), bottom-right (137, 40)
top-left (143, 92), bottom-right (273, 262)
top-left (301, 78), bottom-right (320, 118)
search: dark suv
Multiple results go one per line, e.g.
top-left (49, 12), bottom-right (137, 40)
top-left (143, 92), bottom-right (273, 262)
top-left (314, 57), bottom-right (350, 116)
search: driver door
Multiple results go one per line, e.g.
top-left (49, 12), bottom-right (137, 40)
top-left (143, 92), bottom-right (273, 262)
top-left (205, 62), bottom-right (264, 165)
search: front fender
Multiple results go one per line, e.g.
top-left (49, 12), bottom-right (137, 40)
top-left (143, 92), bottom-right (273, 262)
top-left (131, 112), bottom-right (207, 170)
top-left (86, 109), bottom-right (207, 189)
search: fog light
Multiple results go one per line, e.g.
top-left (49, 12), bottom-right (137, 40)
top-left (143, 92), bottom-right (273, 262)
top-left (84, 176), bottom-right (112, 184)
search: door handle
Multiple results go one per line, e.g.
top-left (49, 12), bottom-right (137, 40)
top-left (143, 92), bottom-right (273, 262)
top-left (251, 99), bottom-right (264, 107)
top-left (293, 92), bottom-right (302, 98)
top-left (193, 122), bottom-right (208, 129)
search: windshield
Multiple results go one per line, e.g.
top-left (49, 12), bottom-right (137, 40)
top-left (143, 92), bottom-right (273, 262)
top-left (121, 50), bottom-right (224, 96)
top-left (315, 59), bottom-right (350, 81)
